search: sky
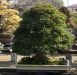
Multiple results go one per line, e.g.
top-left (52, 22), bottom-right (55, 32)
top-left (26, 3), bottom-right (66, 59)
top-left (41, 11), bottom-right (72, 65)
top-left (63, 0), bottom-right (77, 6)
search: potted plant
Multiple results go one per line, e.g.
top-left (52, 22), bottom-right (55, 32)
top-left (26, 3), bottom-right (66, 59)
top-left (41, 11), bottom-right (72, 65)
top-left (12, 3), bottom-right (74, 70)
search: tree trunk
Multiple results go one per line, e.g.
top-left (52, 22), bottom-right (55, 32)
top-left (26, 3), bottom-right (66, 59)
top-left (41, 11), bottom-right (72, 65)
top-left (31, 51), bottom-right (49, 64)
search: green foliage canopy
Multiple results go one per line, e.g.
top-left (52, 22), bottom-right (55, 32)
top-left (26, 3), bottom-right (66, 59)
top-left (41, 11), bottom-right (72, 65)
top-left (13, 4), bottom-right (74, 55)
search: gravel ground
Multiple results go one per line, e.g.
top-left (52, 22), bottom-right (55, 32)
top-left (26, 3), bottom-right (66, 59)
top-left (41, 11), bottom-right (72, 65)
top-left (0, 54), bottom-right (24, 62)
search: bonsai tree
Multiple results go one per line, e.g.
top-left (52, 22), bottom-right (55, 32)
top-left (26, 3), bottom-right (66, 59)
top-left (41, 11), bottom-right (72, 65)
top-left (13, 4), bottom-right (74, 64)
top-left (0, 0), bottom-right (21, 35)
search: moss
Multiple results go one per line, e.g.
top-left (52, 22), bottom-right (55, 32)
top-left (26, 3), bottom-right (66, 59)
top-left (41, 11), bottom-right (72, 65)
top-left (18, 57), bottom-right (67, 65)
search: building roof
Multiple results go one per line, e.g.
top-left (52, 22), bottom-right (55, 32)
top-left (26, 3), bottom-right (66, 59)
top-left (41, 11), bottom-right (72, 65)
top-left (68, 4), bottom-right (77, 8)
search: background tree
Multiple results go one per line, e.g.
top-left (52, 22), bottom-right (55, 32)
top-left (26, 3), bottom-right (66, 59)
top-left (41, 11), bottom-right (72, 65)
top-left (13, 4), bottom-right (74, 64)
top-left (52, 0), bottom-right (64, 8)
top-left (14, 0), bottom-right (64, 14)
top-left (70, 13), bottom-right (77, 29)
top-left (59, 7), bottom-right (77, 35)
top-left (0, 0), bottom-right (21, 35)
top-left (38, 0), bottom-right (64, 8)
top-left (59, 7), bottom-right (71, 24)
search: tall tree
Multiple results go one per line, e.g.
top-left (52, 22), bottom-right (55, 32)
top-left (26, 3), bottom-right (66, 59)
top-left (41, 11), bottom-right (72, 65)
top-left (0, 0), bottom-right (21, 35)
top-left (13, 4), bottom-right (74, 64)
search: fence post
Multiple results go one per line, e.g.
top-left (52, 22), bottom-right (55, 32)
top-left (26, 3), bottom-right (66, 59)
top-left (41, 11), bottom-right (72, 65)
top-left (66, 54), bottom-right (72, 73)
top-left (11, 53), bottom-right (17, 64)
